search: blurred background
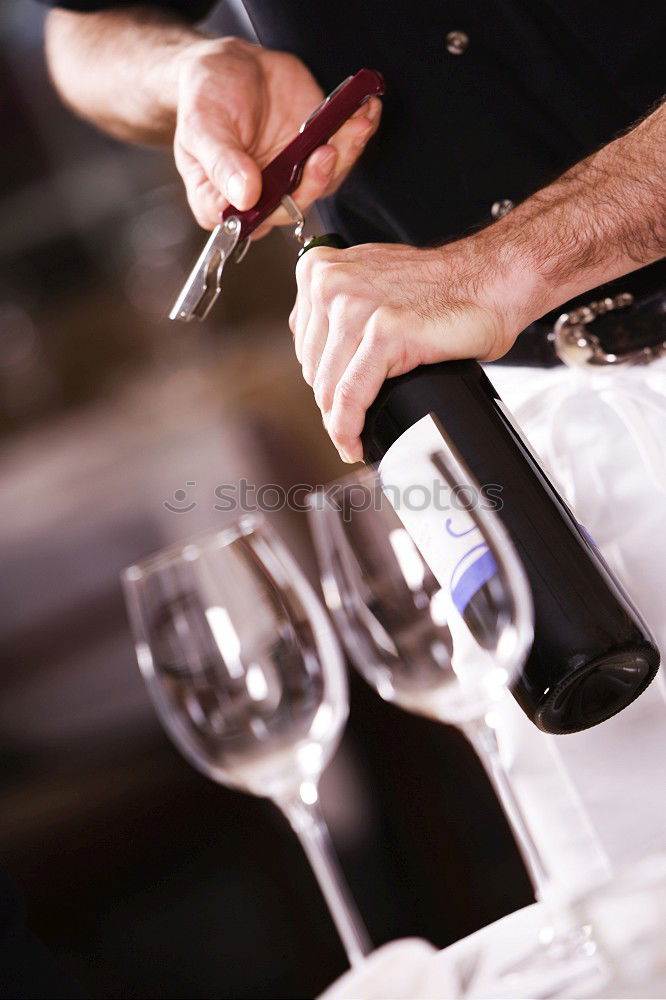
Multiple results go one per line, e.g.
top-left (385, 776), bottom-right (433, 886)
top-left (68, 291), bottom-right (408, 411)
top-left (0, 2), bottom-right (532, 997)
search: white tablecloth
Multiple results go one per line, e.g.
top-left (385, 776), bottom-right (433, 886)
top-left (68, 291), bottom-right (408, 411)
top-left (489, 359), bottom-right (666, 882)
top-left (321, 897), bottom-right (666, 999)
top-left (322, 358), bottom-right (666, 999)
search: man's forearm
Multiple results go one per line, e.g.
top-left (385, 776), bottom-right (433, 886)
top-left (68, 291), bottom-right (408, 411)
top-left (491, 101), bottom-right (666, 323)
top-left (45, 6), bottom-right (205, 144)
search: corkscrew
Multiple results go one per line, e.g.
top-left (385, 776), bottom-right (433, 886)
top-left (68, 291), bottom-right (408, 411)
top-left (169, 68), bottom-right (385, 322)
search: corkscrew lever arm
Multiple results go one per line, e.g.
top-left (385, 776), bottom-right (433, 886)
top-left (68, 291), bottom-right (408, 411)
top-left (169, 68), bottom-right (385, 322)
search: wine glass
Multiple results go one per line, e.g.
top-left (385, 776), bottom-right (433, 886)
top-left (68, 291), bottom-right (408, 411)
top-left (571, 852), bottom-right (666, 996)
top-left (307, 446), bottom-right (608, 993)
top-left (121, 515), bottom-right (370, 967)
top-left (306, 455), bottom-right (548, 882)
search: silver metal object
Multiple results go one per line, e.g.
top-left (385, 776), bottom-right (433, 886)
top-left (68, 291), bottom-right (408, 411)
top-left (552, 292), bottom-right (665, 367)
top-left (280, 194), bottom-right (315, 245)
top-left (492, 199), bottom-right (514, 220)
top-left (169, 215), bottom-right (246, 322)
top-left (445, 30), bottom-right (469, 55)
top-left (168, 70), bottom-right (385, 322)
top-left (281, 195), bottom-right (305, 241)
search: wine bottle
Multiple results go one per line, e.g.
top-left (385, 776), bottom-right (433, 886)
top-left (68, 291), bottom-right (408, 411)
top-left (300, 235), bottom-right (660, 733)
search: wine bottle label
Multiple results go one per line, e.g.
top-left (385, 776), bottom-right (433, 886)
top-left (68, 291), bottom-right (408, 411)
top-left (378, 413), bottom-right (498, 614)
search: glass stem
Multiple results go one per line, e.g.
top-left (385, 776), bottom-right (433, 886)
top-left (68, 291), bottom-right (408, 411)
top-left (280, 791), bottom-right (371, 967)
top-left (463, 717), bottom-right (552, 898)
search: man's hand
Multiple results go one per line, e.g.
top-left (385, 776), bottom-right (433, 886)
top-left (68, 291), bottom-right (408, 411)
top-left (292, 102), bottom-right (665, 463)
top-left (174, 38), bottom-right (380, 232)
top-left (290, 238), bottom-right (529, 462)
top-left (45, 10), bottom-right (381, 235)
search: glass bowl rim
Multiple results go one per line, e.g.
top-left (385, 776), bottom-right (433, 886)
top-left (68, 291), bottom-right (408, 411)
top-left (121, 513), bottom-right (266, 582)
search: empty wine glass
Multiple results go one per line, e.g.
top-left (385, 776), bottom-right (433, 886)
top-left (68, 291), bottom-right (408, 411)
top-left (308, 444), bottom-right (608, 994)
top-left (571, 852), bottom-right (666, 997)
top-left (306, 454), bottom-right (547, 883)
top-left (122, 515), bottom-right (370, 967)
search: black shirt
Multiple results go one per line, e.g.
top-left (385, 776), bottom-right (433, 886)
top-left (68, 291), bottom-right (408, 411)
top-left (39, 1), bottom-right (665, 247)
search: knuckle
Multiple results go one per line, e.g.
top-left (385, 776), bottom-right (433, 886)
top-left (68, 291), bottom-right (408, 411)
top-left (319, 262), bottom-right (351, 304)
top-left (338, 289), bottom-right (362, 314)
top-left (271, 48), bottom-right (304, 72)
top-left (296, 247), bottom-right (338, 283)
top-left (311, 267), bottom-right (327, 300)
top-left (312, 261), bottom-right (339, 302)
top-left (215, 36), bottom-right (245, 59)
top-left (295, 250), bottom-right (315, 287)
top-left (365, 313), bottom-right (389, 351)
top-left (313, 373), bottom-right (333, 412)
top-left (283, 52), bottom-right (308, 76)
top-left (334, 377), bottom-right (357, 410)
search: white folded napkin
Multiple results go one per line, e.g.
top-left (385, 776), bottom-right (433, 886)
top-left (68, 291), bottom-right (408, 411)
top-left (318, 938), bottom-right (449, 1000)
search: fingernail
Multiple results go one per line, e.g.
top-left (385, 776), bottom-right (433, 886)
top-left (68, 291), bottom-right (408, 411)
top-left (349, 442), bottom-right (363, 463)
top-left (353, 125), bottom-right (372, 150)
top-left (226, 171), bottom-right (245, 205)
top-left (319, 149), bottom-right (336, 178)
top-left (365, 100), bottom-right (379, 122)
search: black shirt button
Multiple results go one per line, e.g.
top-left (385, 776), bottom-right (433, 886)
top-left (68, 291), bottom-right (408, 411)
top-left (445, 30), bottom-right (469, 55)
top-left (491, 199), bottom-right (514, 219)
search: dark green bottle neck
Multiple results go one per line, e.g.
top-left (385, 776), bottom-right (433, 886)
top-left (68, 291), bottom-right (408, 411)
top-left (297, 233), bottom-right (348, 258)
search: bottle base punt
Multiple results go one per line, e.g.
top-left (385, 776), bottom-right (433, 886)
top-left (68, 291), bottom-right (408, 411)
top-left (532, 647), bottom-right (659, 735)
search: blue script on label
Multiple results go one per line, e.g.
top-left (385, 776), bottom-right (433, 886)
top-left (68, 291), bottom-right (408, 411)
top-left (378, 413), bottom-right (498, 615)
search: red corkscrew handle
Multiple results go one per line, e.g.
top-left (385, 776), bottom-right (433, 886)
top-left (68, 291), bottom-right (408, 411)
top-left (222, 68), bottom-right (385, 240)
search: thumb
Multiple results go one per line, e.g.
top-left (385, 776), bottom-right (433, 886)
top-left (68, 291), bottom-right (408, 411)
top-left (196, 126), bottom-right (263, 211)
